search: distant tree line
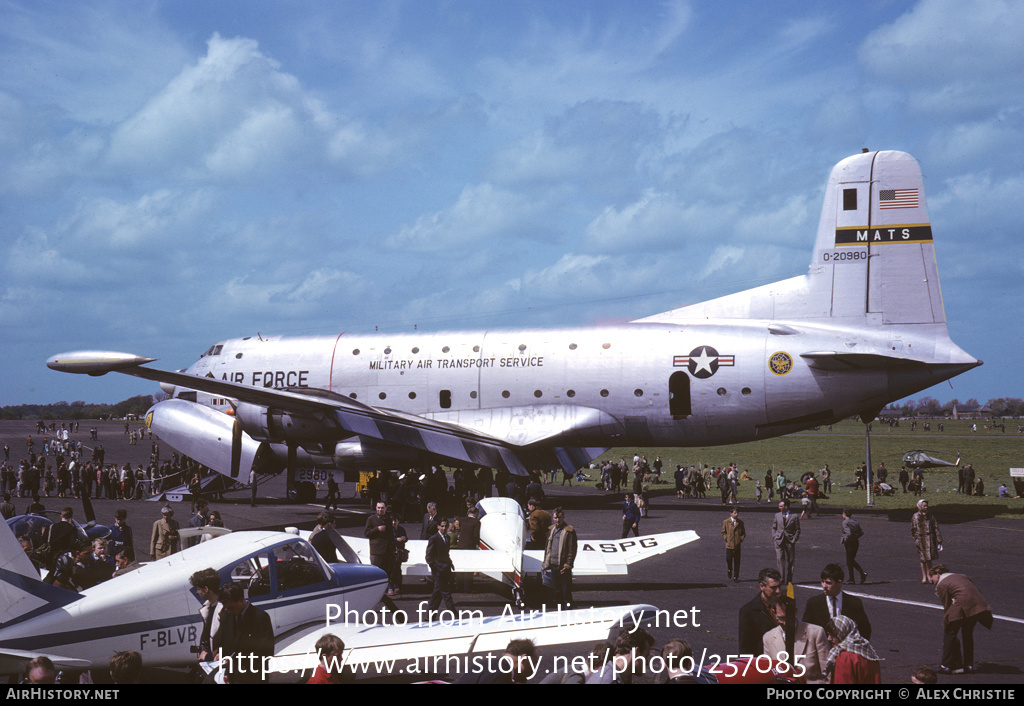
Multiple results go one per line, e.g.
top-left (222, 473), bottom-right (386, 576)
top-left (885, 396), bottom-right (1024, 418)
top-left (0, 395), bottom-right (155, 421)
top-left (3, 393), bottom-right (1020, 421)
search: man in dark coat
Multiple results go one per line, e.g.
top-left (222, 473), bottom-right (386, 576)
top-left (738, 568), bottom-right (783, 654)
top-left (772, 500), bottom-right (800, 585)
top-left (219, 582), bottom-right (275, 684)
top-left (542, 508), bottom-right (577, 608)
top-left (45, 507), bottom-right (78, 571)
top-left (364, 502), bottom-right (393, 572)
top-left (802, 563), bottom-right (871, 640)
top-left (425, 518), bottom-right (455, 613)
top-left (420, 502), bottom-right (440, 540)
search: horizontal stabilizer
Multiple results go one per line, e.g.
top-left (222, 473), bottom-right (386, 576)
top-left (800, 351), bottom-right (917, 370)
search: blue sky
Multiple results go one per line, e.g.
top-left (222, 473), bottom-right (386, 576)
top-left (2, 0), bottom-right (1021, 406)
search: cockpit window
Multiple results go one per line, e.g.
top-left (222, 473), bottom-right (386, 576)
top-left (201, 344), bottom-right (224, 358)
top-left (225, 541), bottom-right (327, 600)
top-left (273, 541), bottom-right (327, 592)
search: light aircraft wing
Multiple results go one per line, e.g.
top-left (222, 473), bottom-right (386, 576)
top-left (522, 549), bottom-right (627, 575)
top-left (580, 530), bottom-right (700, 566)
top-left (524, 530), bottom-right (699, 575)
top-left (47, 352), bottom-right (613, 476)
top-left (337, 536), bottom-right (515, 576)
top-left (270, 603), bottom-right (658, 677)
top-left (0, 647), bottom-right (92, 675)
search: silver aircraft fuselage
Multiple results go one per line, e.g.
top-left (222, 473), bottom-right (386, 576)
top-left (178, 318), bottom-right (970, 450)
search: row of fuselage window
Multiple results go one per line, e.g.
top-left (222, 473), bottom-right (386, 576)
top-left (207, 385), bottom-right (756, 407)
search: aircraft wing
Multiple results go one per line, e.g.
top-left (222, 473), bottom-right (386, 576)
top-left (524, 530), bottom-right (699, 576)
top-left (270, 603), bottom-right (658, 678)
top-left (339, 536), bottom-right (516, 576)
top-left (47, 352), bottom-right (616, 476)
top-left (522, 549), bottom-right (628, 575)
top-left (0, 647), bottom-right (92, 675)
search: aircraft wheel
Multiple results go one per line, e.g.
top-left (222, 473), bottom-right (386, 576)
top-left (300, 482), bottom-right (317, 502)
top-left (288, 482), bottom-right (316, 503)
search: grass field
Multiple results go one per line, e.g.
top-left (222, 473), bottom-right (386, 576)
top-left (596, 419), bottom-right (1024, 518)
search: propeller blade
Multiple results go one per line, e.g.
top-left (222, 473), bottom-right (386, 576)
top-left (230, 418), bottom-right (242, 479)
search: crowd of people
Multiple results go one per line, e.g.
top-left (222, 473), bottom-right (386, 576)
top-left (2, 424), bottom-right (213, 505)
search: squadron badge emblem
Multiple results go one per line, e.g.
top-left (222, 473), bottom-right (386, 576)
top-left (768, 351), bottom-right (794, 376)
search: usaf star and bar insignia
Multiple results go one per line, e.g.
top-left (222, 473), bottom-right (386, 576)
top-left (673, 346), bottom-right (735, 379)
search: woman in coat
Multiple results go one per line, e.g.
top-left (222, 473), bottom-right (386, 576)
top-left (911, 498), bottom-right (942, 583)
top-left (825, 616), bottom-right (882, 684)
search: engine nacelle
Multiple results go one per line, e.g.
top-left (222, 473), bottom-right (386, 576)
top-left (234, 401), bottom-right (341, 444)
top-left (333, 439), bottom-right (421, 471)
top-left (146, 399), bottom-right (275, 479)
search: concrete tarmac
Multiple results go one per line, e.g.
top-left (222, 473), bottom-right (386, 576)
top-left (2, 419), bottom-right (1022, 684)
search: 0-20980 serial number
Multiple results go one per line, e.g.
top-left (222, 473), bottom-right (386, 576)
top-left (823, 250), bottom-right (867, 262)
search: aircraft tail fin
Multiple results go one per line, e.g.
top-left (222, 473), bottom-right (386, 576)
top-left (637, 151), bottom-right (950, 329)
top-left (0, 522), bottom-right (73, 626)
top-left (807, 149), bottom-right (944, 326)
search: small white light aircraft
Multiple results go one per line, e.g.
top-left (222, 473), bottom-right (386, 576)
top-left (0, 522), bottom-right (655, 680)
top-left (47, 151), bottom-right (981, 500)
top-left (334, 497), bottom-right (698, 606)
top-left (0, 524), bottom-right (385, 674)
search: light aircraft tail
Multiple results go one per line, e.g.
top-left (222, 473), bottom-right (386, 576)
top-left (638, 150), bottom-right (951, 329)
top-left (0, 522), bottom-right (79, 627)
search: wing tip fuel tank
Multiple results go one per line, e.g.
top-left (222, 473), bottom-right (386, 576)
top-left (46, 351), bottom-right (156, 375)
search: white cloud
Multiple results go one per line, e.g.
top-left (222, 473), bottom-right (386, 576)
top-left (922, 109), bottom-right (1024, 172)
top-left (283, 268), bottom-right (365, 304)
top-left (108, 33), bottom-right (391, 180)
top-left (584, 189), bottom-right (695, 251)
top-left (386, 183), bottom-right (536, 252)
top-left (5, 228), bottom-right (92, 285)
top-left (59, 189), bottom-right (213, 250)
top-left (859, 0), bottom-right (1024, 116)
top-left (0, 2), bottom-right (190, 124)
top-left (698, 245), bottom-right (745, 280)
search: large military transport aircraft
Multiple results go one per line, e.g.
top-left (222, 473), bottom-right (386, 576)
top-left (48, 151), bottom-right (980, 499)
